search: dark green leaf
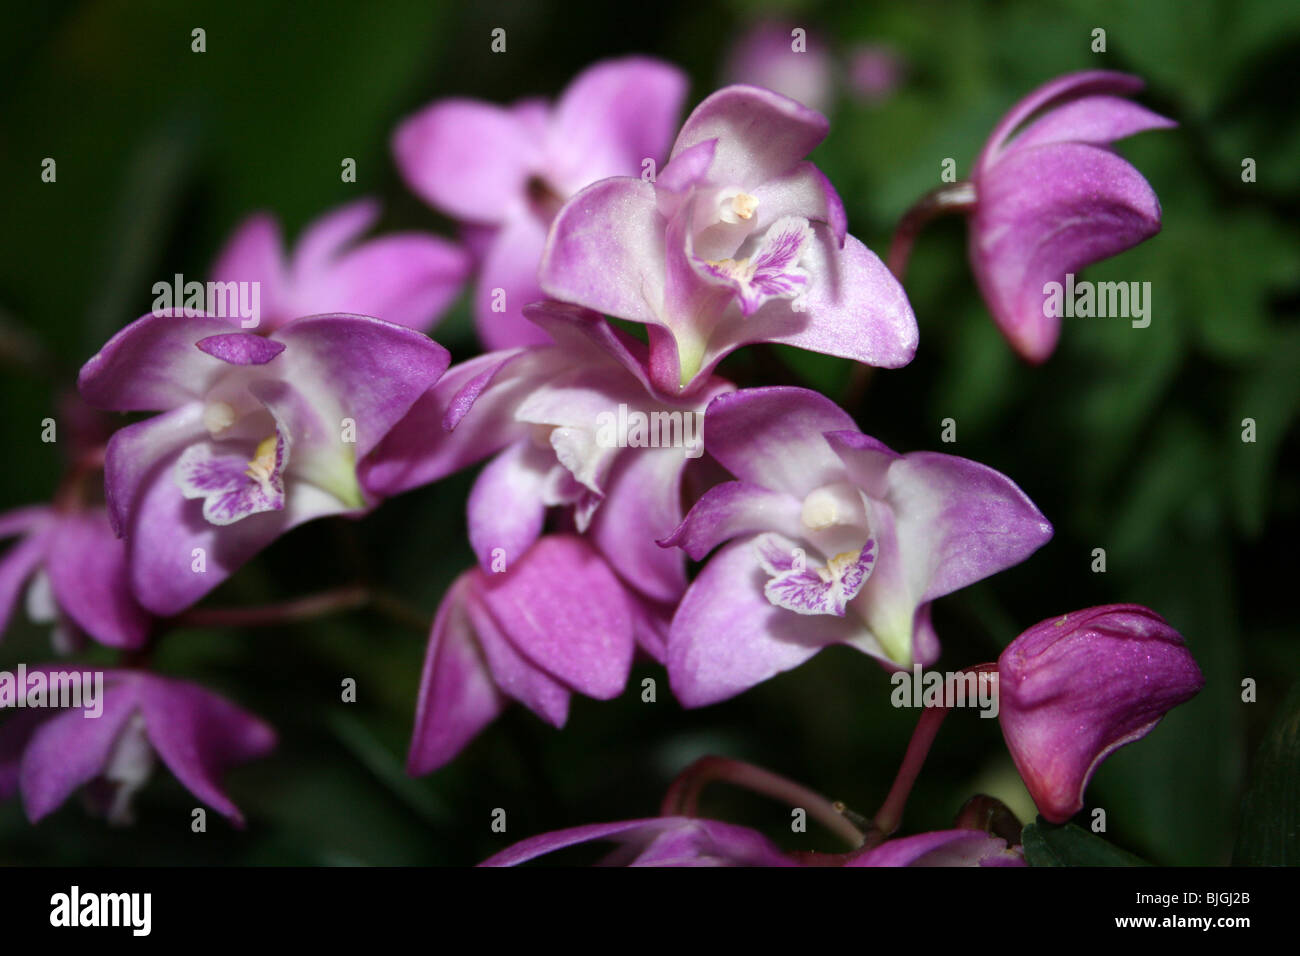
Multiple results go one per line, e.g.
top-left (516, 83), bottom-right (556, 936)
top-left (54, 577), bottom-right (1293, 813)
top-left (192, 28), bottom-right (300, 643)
top-left (1234, 679), bottom-right (1300, 864)
top-left (1022, 819), bottom-right (1150, 866)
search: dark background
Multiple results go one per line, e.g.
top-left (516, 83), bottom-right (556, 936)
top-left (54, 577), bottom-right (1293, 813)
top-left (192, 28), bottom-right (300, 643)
top-left (1, 0), bottom-right (1297, 865)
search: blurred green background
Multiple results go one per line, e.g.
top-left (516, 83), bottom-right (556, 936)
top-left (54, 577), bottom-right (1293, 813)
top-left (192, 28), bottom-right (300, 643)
top-left (2, 0), bottom-right (1297, 865)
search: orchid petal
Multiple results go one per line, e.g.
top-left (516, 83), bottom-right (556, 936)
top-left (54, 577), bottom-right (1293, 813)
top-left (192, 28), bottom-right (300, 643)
top-left (548, 57), bottom-right (688, 192)
top-left (78, 313), bottom-right (243, 411)
top-left (407, 576), bottom-right (506, 775)
top-left (970, 141), bottom-right (1163, 363)
top-left (668, 537), bottom-right (855, 707)
top-left (138, 675), bottom-right (276, 825)
top-left (670, 85), bottom-right (829, 187)
top-left (393, 99), bottom-right (542, 223)
top-left (46, 510), bottom-right (150, 649)
top-left (477, 536), bottom-right (634, 700)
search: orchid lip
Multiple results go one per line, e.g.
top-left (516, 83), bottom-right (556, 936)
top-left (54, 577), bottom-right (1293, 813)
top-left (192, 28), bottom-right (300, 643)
top-left (755, 531), bottom-right (876, 617)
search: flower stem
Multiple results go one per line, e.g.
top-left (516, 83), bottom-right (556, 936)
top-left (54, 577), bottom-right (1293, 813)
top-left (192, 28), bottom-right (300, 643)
top-left (660, 755), bottom-right (866, 848)
top-left (169, 585), bottom-right (426, 630)
top-left (886, 181), bottom-right (977, 281)
top-left (872, 663), bottom-right (997, 836)
top-left (843, 181), bottom-right (974, 410)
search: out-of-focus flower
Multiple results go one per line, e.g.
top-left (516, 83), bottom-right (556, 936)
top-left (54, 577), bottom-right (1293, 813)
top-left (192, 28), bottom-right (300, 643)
top-left (209, 198), bottom-right (470, 333)
top-left (723, 21), bottom-right (833, 114)
top-left (0, 507), bottom-right (148, 650)
top-left (393, 57), bottom-right (688, 349)
top-left (663, 386), bottom-right (1051, 706)
top-left (407, 536), bottom-right (636, 774)
top-left (0, 667), bottom-right (274, 826)
top-left (997, 604), bottom-right (1204, 823)
top-left (541, 85), bottom-right (916, 395)
top-left (0, 396), bottom-right (148, 650)
top-left (78, 312), bottom-right (449, 615)
top-left (846, 44), bottom-right (905, 104)
top-left (967, 71), bottom-right (1175, 362)
top-left (480, 816), bottom-right (1022, 867)
top-left (362, 302), bottom-right (732, 621)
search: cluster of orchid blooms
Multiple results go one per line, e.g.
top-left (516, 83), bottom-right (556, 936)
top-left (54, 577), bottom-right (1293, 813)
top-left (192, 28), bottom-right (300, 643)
top-left (1, 48), bottom-right (1205, 865)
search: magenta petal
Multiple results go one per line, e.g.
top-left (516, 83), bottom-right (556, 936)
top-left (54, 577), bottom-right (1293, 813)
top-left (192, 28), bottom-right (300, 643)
top-left (751, 161), bottom-right (847, 247)
top-left (0, 709), bottom-right (49, 801)
top-left (759, 231), bottom-right (917, 369)
top-left (1008, 95), bottom-right (1176, 153)
top-left (0, 506), bottom-right (53, 540)
top-left (207, 213), bottom-right (288, 321)
top-left (829, 433), bottom-right (1053, 602)
top-left (479, 816), bottom-right (792, 866)
top-left (589, 446), bottom-right (689, 604)
top-left (522, 301), bottom-right (661, 395)
top-left (670, 85), bottom-right (829, 187)
top-left (656, 139), bottom-right (718, 200)
top-left (668, 538), bottom-right (855, 707)
top-left (970, 141), bottom-right (1162, 363)
top-left (539, 177), bottom-right (666, 326)
top-left (473, 211), bottom-right (554, 349)
top-left (466, 441), bottom-right (550, 570)
top-left (661, 480), bottom-right (803, 560)
top-left (0, 524), bottom-right (52, 637)
top-left (976, 70), bottom-right (1148, 172)
top-left (408, 576), bottom-right (506, 775)
top-left (703, 387), bottom-right (856, 496)
top-left (548, 57), bottom-right (688, 192)
top-left (196, 333), bottom-right (286, 366)
top-left (393, 99), bottom-right (541, 223)
top-left (628, 593), bottom-right (674, 665)
top-left (478, 536), bottom-right (635, 700)
top-left (46, 510), bottom-right (150, 649)
top-left (849, 830), bottom-right (1023, 867)
top-left (286, 198), bottom-right (381, 283)
top-left (138, 675), bottom-right (276, 825)
top-left (479, 817), bottom-right (671, 866)
top-left (464, 582), bottom-right (571, 727)
top-left (358, 350), bottom-right (533, 498)
top-left (126, 452), bottom-right (290, 615)
top-left (103, 404), bottom-right (207, 535)
top-left (294, 232), bottom-right (470, 334)
top-left (997, 605), bottom-right (1204, 823)
top-left (19, 682), bottom-right (139, 822)
top-left (78, 312), bottom-right (243, 411)
top-left (270, 314), bottom-right (451, 460)
top-left (627, 817), bottom-right (796, 866)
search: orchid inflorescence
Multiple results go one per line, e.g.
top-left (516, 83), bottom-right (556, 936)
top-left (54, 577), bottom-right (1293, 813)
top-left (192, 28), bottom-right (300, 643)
top-left (1, 55), bottom-right (1201, 866)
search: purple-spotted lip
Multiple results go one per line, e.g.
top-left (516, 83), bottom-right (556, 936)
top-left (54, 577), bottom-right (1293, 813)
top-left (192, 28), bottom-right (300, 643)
top-left (756, 531), bottom-right (875, 617)
top-left (696, 216), bottom-right (814, 317)
top-left (174, 430), bottom-right (290, 526)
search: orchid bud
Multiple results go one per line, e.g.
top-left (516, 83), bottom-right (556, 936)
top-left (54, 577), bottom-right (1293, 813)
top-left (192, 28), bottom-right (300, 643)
top-left (997, 604), bottom-right (1204, 823)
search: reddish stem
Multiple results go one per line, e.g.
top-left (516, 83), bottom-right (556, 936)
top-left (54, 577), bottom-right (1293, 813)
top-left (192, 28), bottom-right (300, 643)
top-left (169, 585), bottom-right (374, 628)
top-left (872, 663), bottom-right (998, 836)
top-left (661, 755), bottom-right (866, 848)
top-left (886, 181), bottom-right (977, 281)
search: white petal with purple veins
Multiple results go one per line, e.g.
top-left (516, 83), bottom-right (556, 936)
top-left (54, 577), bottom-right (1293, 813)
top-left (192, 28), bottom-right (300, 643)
top-left (699, 216), bottom-right (813, 317)
top-left (755, 532), bottom-right (875, 617)
top-left (175, 433), bottom-right (289, 526)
